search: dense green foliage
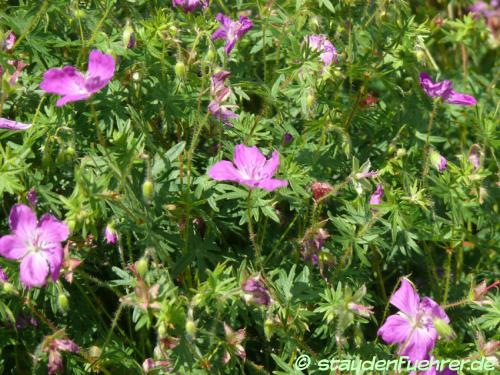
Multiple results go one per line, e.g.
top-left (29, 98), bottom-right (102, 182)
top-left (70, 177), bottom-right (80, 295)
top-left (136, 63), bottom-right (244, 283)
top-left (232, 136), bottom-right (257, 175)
top-left (0, 0), bottom-right (498, 374)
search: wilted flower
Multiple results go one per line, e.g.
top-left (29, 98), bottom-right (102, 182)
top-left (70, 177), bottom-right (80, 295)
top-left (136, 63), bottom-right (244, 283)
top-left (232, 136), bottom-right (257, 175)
top-left (212, 13), bottom-right (253, 55)
top-left (2, 31), bottom-right (16, 51)
top-left (369, 184), bottom-right (384, 205)
top-left (361, 93), bottom-right (378, 107)
top-left (6, 59), bottom-right (27, 86)
top-left (43, 338), bottom-right (80, 375)
top-left (0, 204), bottom-right (69, 288)
top-left (283, 133), bottom-right (293, 145)
top-left (378, 278), bottom-right (450, 361)
top-left (61, 243), bottom-right (81, 284)
top-left (347, 302), bottom-right (374, 317)
top-left (208, 71), bottom-right (238, 126)
top-left (222, 323), bottom-right (246, 364)
top-left (473, 279), bottom-right (500, 304)
top-left (305, 34), bottom-right (338, 68)
top-left (301, 228), bottom-right (329, 265)
top-left (40, 50), bottom-right (115, 106)
top-left (311, 181), bottom-right (333, 201)
top-left (172, 0), bottom-right (209, 13)
top-left (430, 150), bottom-right (447, 172)
top-left (468, 144), bottom-right (481, 170)
top-left (469, 1), bottom-right (500, 38)
top-left (0, 117), bottom-right (32, 131)
top-left (105, 224), bottom-right (117, 244)
top-left (208, 144), bottom-right (287, 191)
top-left (142, 358), bottom-right (171, 373)
top-left (419, 72), bottom-right (477, 106)
top-left (477, 332), bottom-right (500, 358)
top-left (0, 266), bottom-right (8, 282)
top-left (242, 276), bottom-right (271, 306)
top-left (27, 188), bottom-right (38, 207)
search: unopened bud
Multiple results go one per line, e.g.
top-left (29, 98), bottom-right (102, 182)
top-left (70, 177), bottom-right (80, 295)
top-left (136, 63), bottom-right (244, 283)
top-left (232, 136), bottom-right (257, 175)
top-left (433, 318), bottom-right (455, 340)
top-left (58, 293), bottom-right (69, 312)
top-left (264, 318), bottom-right (274, 340)
top-left (2, 282), bottom-right (15, 294)
top-left (185, 319), bottom-right (196, 337)
top-left (306, 94), bottom-right (315, 109)
top-left (136, 257), bottom-right (148, 278)
top-left (142, 179), bottom-right (154, 201)
top-left (175, 61), bottom-right (186, 78)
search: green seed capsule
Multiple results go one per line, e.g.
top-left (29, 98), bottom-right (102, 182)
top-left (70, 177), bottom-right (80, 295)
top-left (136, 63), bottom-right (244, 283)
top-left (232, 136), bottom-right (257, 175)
top-left (306, 94), bottom-right (315, 108)
top-left (158, 322), bottom-right (167, 338)
top-left (264, 318), bottom-right (274, 340)
top-left (185, 319), bottom-right (197, 337)
top-left (142, 180), bottom-right (154, 201)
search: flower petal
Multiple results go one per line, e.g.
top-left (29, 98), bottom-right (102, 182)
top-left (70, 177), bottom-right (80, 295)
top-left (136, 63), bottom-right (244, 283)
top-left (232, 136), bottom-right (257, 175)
top-left (20, 252), bottom-right (50, 288)
top-left (0, 117), bottom-right (32, 131)
top-left (377, 313), bottom-right (413, 344)
top-left (40, 66), bottom-right (87, 96)
top-left (86, 50), bottom-right (115, 92)
top-left (390, 278), bottom-right (420, 316)
top-left (38, 214), bottom-right (70, 244)
top-left (445, 90), bottom-right (477, 106)
top-left (261, 151), bottom-right (280, 179)
top-left (0, 234), bottom-right (28, 259)
top-left (421, 297), bottom-right (449, 323)
top-left (399, 326), bottom-right (437, 362)
top-left (56, 93), bottom-right (91, 107)
top-left (9, 204), bottom-right (37, 239)
top-left (208, 160), bottom-right (242, 182)
top-left (233, 145), bottom-right (266, 173)
top-left (256, 179), bottom-right (288, 191)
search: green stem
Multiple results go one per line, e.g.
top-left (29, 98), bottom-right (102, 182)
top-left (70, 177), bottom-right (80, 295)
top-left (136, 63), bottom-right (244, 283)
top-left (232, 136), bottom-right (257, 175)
top-left (422, 101), bottom-right (439, 184)
top-left (247, 190), bottom-right (262, 269)
top-left (443, 250), bottom-right (453, 305)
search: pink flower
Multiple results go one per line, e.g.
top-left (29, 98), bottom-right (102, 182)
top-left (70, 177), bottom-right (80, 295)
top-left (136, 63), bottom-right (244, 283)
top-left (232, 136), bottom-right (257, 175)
top-left (212, 13), bottom-right (253, 55)
top-left (430, 150), bottom-right (447, 173)
top-left (208, 144), bottom-right (287, 191)
top-left (378, 278), bottom-right (450, 362)
top-left (468, 144), bottom-right (481, 170)
top-left (0, 204), bottom-right (69, 288)
top-left (369, 184), bottom-right (384, 205)
top-left (419, 72), bottom-right (477, 106)
top-left (105, 224), bottom-right (117, 244)
top-left (348, 302), bottom-right (374, 317)
top-left (0, 117), bottom-right (32, 131)
top-left (172, 0), bottom-right (209, 13)
top-left (305, 34), bottom-right (338, 68)
top-left (27, 188), bottom-right (38, 207)
top-left (208, 71), bottom-right (238, 126)
top-left (6, 59), bottom-right (27, 86)
top-left (40, 50), bottom-right (115, 107)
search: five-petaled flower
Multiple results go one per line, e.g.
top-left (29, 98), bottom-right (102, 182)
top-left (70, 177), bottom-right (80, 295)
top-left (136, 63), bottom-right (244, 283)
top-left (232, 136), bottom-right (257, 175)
top-left (208, 144), bottom-right (288, 191)
top-left (212, 13), bottom-right (253, 55)
top-left (172, 0), bottom-right (209, 13)
top-left (207, 71), bottom-right (238, 126)
top-left (40, 50), bottom-right (115, 106)
top-left (305, 34), bottom-right (338, 68)
top-left (0, 204), bottom-right (69, 288)
top-left (419, 72), bottom-right (477, 106)
top-left (378, 278), bottom-right (450, 362)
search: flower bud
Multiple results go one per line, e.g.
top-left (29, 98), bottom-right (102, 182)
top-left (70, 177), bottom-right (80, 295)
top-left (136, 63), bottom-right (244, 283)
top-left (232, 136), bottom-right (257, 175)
top-left (2, 282), bottom-right (16, 294)
top-left (396, 148), bottom-right (406, 158)
top-left (123, 21), bottom-right (135, 49)
top-left (158, 322), bottom-right (167, 338)
top-left (74, 9), bottom-right (85, 19)
top-left (58, 293), bottom-right (69, 312)
top-left (415, 49), bottom-right (426, 64)
top-left (142, 179), bottom-right (154, 201)
top-left (306, 93), bottom-right (315, 109)
top-left (185, 319), bottom-right (197, 337)
top-left (136, 257), bottom-right (148, 278)
top-left (174, 61), bottom-right (186, 78)
top-left (430, 150), bottom-right (447, 173)
top-left (311, 181), bottom-right (333, 201)
top-left (433, 318), bottom-right (455, 340)
top-left (206, 48), bottom-right (216, 61)
top-left (264, 318), bottom-right (274, 341)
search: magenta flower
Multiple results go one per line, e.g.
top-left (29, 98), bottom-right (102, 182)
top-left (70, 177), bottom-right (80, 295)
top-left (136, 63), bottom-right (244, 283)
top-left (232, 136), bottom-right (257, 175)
top-left (172, 0), bottom-right (209, 13)
top-left (419, 72), bottom-right (477, 106)
top-left (305, 34), bottom-right (338, 68)
top-left (208, 144), bottom-right (287, 191)
top-left (0, 204), bottom-right (69, 288)
top-left (212, 13), bottom-right (253, 55)
top-left (40, 50), bottom-right (115, 107)
top-left (369, 184), bottom-right (384, 205)
top-left (208, 71), bottom-right (238, 126)
top-left (430, 150), bottom-right (447, 173)
top-left (242, 276), bottom-right (271, 306)
top-left (105, 225), bottom-right (117, 244)
top-left (0, 117), bottom-right (32, 131)
top-left (378, 278), bottom-right (450, 362)
top-left (44, 338), bottom-right (80, 375)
